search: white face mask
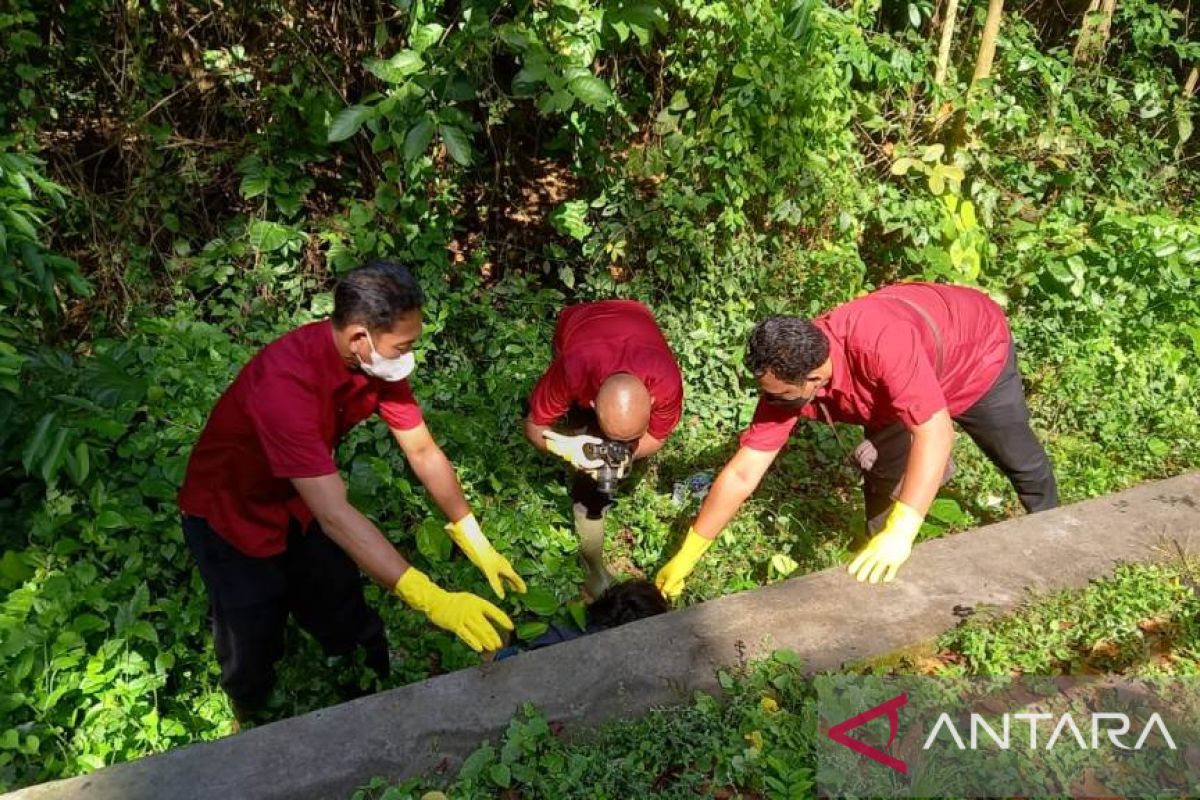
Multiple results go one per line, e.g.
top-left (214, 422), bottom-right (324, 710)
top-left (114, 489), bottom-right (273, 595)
top-left (357, 332), bottom-right (415, 382)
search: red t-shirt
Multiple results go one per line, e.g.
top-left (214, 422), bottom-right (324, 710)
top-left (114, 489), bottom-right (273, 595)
top-left (178, 320), bottom-right (424, 556)
top-left (740, 283), bottom-right (1011, 451)
top-left (528, 300), bottom-right (684, 440)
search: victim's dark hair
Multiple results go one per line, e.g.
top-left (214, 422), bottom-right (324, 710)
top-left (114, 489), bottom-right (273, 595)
top-left (587, 579), bottom-right (670, 630)
top-left (332, 261), bottom-right (424, 332)
top-left (745, 316), bottom-right (830, 382)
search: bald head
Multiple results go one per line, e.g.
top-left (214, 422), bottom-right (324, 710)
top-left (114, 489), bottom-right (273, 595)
top-left (595, 373), bottom-right (651, 441)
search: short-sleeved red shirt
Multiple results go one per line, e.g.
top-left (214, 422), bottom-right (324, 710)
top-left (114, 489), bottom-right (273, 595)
top-left (528, 300), bottom-right (684, 440)
top-left (740, 283), bottom-right (1011, 451)
top-left (178, 320), bottom-right (423, 556)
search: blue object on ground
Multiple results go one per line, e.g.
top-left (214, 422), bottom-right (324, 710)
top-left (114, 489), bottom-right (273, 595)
top-left (671, 471), bottom-right (714, 506)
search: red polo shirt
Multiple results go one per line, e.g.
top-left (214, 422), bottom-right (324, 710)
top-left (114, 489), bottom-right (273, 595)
top-left (529, 300), bottom-right (684, 440)
top-left (178, 320), bottom-right (423, 556)
top-left (740, 283), bottom-right (1011, 451)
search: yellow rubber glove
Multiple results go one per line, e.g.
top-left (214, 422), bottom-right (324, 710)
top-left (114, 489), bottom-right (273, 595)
top-left (393, 567), bottom-right (513, 652)
top-left (655, 527), bottom-right (715, 600)
top-left (543, 430), bottom-right (605, 471)
top-left (446, 513), bottom-right (527, 600)
top-left (847, 501), bottom-right (924, 584)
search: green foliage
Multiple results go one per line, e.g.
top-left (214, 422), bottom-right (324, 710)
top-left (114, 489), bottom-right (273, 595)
top-left (358, 559), bottom-right (1200, 798)
top-left (355, 649), bottom-right (816, 800)
top-left (0, 0), bottom-right (1197, 791)
top-left (938, 560), bottom-right (1200, 677)
top-left (0, 318), bottom-right (246, 787)
top-left (0, 145), bottom-right (90, 394)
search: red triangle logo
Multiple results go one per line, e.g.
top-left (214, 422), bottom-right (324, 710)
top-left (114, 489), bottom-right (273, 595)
top-left (826, 692), bottom-right (909, 774)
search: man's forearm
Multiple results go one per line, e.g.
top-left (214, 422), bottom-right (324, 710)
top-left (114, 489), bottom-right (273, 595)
top-left (524, 416), bottom-right (553, 453)
top-left (633, 433), bottom-right (665, 460)
top-left (692, 446), bottom-right (779, 538)
top-left (895, 409), bottom-right (955, 515)
top-left (692, 469), bottom-right (756, 539)
top-left (317, 503), bottom-right (410, 588)
top-left (693, 475), bottom-right (752, 538)
top-left (409, 447), bottom-right (472, 522)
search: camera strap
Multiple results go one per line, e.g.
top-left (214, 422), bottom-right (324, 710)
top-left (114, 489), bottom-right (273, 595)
top-left (879, 293), bottom-right (944, 377)
top-left (816, 292), bottom-right (943, 475)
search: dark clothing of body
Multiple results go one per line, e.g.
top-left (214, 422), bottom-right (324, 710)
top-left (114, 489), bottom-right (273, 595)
top-left (182, 515), bottom-right (389, 713)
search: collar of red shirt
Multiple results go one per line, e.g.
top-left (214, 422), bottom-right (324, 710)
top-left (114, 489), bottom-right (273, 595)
top-left (317, 319), bottom-right (359, 388)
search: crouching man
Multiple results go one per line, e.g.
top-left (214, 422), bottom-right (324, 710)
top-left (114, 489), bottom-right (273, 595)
top-left (524, 300), bottom-right (683, 596)
top-left (657, 281), bottom-right (1058, 597)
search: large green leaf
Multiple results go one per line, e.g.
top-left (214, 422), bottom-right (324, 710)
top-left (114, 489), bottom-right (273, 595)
top-left (516, 620), bottom-right (549, 641)
top-left (550, 200), bottom-right (591, 241)
top-left (39, 426), bottom-right (69, 483)
top-left (81, 352), bottom-right (149, 407)
top-left (439, 124), bottom-right (472, 166)
top-left (458, 745), bottom-right (496, 780)
top-left (404, 119), bottom-right (436, 161)
top-left (21, 412), bottom-right (55, 473)
top-left (67, 442), bottom-right (90, 485)
top-left (248, 220), bottom-right (295, 252)
top-left (0, 550), bottom-right (34, 586)
top-left (567, 73), bottom-right (614, 110)
top-left (327, 104), bottom-right (372, 142)
top-left (410, 24), bottom-right (445, 53)
top-left (239, 173), bottom-right (270, 199)
top-left (522, 586), bottom-right (559, 616)
top-left (4, 207), bottom-right (37, 241)
top-left (415, 518), bottom-right (452, 562)
top-left (770, 553), bottom-right (799, 577)
top-left (365, 50), bottom-right (424, 84)
top-left (512, 61), bottom-right (551, 95)
top-left (927, 497), bottom-right (969, 526)
top-left (604, 1), bottom-right (666, 44)
top-left (96, 510), bottom-right (128, 529)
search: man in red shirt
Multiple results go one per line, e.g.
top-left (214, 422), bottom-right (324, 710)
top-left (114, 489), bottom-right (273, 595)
top-left (179, 261), bottom-right (525, 721)
top-left (656, 282), bottom-right (1057, 596)
top-left (524, 300), bottom-right (683, 596)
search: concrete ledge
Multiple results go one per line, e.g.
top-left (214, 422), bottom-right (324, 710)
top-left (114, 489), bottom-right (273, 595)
top-left (9, 472), bottom-right (1200, 800)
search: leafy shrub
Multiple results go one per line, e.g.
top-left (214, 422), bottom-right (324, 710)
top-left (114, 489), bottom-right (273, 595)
top-left (0, 0), bottom-right (1196, 790)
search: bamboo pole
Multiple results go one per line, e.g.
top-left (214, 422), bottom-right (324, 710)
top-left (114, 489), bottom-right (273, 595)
top-left (1175, 66), bottom-right (1197, 157)
top-left (1073, 0), bottom-right (1102, 63)
top-left (1074, 0), bottom-right (1118, 65)
top-left (934, 0), bottom-right (960, 87)
top-left (972, 0), bottom-right (1006, 84)
top-left (947, 0), bottom-right (1004, 152)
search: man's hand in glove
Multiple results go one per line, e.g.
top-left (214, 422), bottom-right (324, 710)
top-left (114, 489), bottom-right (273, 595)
top-left (394, 567), bottom-right (513, 652)
top-left (543, 430), bottom-right (605, 472)
top-left (847, 501), bottom-right (924, 584)
top-left (445, 513), bottom-right (527, 600)
top-left (655, 527), bottom-right (715, 600)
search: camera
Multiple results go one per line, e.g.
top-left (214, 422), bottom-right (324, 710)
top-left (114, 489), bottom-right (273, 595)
top-left (584, 440), bottom-right (633, 495)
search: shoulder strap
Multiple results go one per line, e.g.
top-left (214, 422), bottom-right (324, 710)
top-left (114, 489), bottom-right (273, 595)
top-left (881, 294), bottom-right (944, 378)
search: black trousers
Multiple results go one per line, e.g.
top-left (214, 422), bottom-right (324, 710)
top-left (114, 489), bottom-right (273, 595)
top-left (182, 516), bottom-right (389, 712)
top-left (861, 343), bottom-right (1058, 533)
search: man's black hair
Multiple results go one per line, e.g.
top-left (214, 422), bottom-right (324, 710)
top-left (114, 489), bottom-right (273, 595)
top-left (745, 316), bottom-right (830, 383)
top-left (587, 579), bottom-right (670, 630)
top-left (332, 261), bottom-right (424, 331)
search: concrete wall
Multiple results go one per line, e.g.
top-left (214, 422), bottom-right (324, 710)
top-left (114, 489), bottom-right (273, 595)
top-left (9, 472), bottom-right (1200, 800)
